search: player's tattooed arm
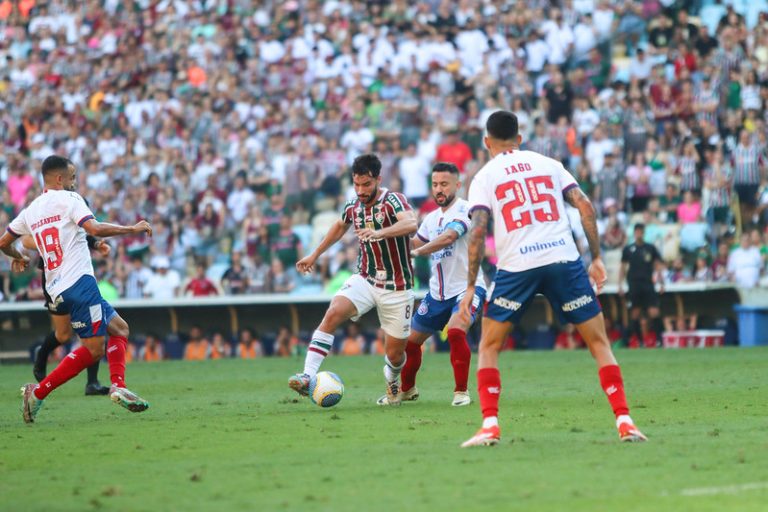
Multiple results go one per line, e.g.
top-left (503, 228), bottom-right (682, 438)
top-left (466, 209), bottom-right (489, 290)
top-left (564, 186), bottom-right (601, 261)
top-left (411, 230), bottom-right (459, 257)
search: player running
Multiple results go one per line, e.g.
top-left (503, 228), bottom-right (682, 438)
top-left (0, 155), bottom-right (153, 423)
top-left (458, 111), bottom-right (647, 447)
top-left (377, 162), bottom-right (485, 407)
top-left (22, 230), bottom-right (112, 395)
top-left (288, 154), bottom-right (417, 405)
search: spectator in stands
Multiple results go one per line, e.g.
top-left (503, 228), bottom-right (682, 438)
top-left (237, 328), bottom-right (262, 359)
top-left (184, 326), bottom-right (210, 361)
top-left (144, 256), bottom-right (181, 300)
top-left (711, 242), bottom-right (732, 282)
top-left (221, 251), bottom-right (250, 295)
top-left (124, 256), bottom-right (152, 299)
top-left (139, 334), bottom-right (164, 362)
top-left (270, 215), bottom-right (303, 271)
top-left (270, 259), bottom-right (294, 294)
top-left (727, 233), bottom-right (763, 288)
top-left (183, 263), bottom-right (220, 297)
top-left (677, 191), bottom-right (703, 224)
top-left (436, 129), bottom-right (472, 174)
top-left (369, 328), bottom-right (386, 355)
top-left (274, 326), bottom-right (296, 357)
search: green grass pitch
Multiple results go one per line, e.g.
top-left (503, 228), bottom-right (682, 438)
top-left (2, 348), bottom-right (767, 512)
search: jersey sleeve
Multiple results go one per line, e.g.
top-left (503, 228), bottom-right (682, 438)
top-left (68, 193), bottom-right (96, 227)
top-left (385, 192), bottom-right (412, 215)
top-left (445, 203), bottom-right (470, 238)
top-left (6, 209), bottom-right (30, 237)
top-left (415, 219), bottom-right (429, 243)
top-left (340, 200), bottom-right (355, 224)
top-left (467, 168), bottom-right (491, 218)
top-left (557, 162), bottom-right (579, 197)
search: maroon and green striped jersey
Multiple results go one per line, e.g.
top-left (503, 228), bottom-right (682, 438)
top-left (342, 190), bottom-right (414, 291)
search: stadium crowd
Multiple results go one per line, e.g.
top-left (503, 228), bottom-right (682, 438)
top-left (1, 1), bottom-right (767, 350)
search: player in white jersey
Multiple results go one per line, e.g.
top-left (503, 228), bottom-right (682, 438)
top-left (0, 155), bottom-right (153, 423)
top-left (377, 162), bottom-right (486, 407)
top-left (458, 111), bottom-right (647, 447)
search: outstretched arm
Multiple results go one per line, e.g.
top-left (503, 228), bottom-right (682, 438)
top-left (564, 186), bottom-right (607, 292)
top-left (296, 219), bottom-right (351, 273)
top-left (81, 218), bottom-right (152, 238)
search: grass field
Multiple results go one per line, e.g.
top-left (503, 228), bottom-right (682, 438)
top-left (2, 348), bottom-right (767, 512)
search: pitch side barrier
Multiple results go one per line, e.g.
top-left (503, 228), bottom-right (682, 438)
top-left (0, 283), bottom-right (744, 359)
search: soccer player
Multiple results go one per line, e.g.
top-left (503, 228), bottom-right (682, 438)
top-left (0, 155), bottom-right (153, 423)
top-left (377, 162), bottom-right (486, 407)
top-left (288, 154), bottom-right (417, 405)
top-left (458, 111), bottom-right (647, 446)
top-left (22, 232), bottom-right (112, 395)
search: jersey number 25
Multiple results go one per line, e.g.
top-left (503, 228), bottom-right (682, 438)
top-left (495, 176), bottom-right (560, 232)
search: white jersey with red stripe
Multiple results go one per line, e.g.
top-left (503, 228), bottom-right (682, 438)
top-left (467, 149), bottom-right (580, 273)
top-left (416, 198), bottom-right (485, 300)
top-left (7, 189), bottom-right (95, 301)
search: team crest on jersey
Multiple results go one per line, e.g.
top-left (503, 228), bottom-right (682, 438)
top-left (417, 301), bottom-right (428, 316)
top-left (374, 210), bottom-right (385, 225)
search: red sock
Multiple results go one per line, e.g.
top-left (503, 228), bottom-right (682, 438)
top-left (599, 364), bottom-right (629, 417)
top-left (400, 341), bottom-right (422, 392)
top-left (477, 367), bottom-right (501, 418)
top-left (34, 347), bottom-right (95, 400)
top-left (447, 328), bottom-right (471, 392)
top-left (107, 336), bottom-right (127, 387)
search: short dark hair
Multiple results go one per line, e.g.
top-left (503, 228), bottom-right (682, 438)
top-left (432, 162), bottom-right (459, 175)
top-left (41, 155), bottom-right (72, 177)
top-left (351, 153), bottom-right (381, 178)
top-left (634, 223), bottom-right (646, 231)
top-left (486, 110), bottom-right (519, 140)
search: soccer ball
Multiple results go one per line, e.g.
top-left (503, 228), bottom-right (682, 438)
top-left (309, 371), bottom-right (344, 408)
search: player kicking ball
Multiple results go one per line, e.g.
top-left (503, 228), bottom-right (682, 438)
top-left (289, 154), bottom-right (417, 405)
top-left (459, 112), bottom-right (647, 446)
top-left (377, 162), bottom-right (486, 407)
top-left (0, 155), bottom-right (152, 423)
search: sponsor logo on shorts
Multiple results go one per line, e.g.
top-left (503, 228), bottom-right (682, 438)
top-left (492, 297), bottom-right (522, 311)
top-left (71, 321), bottom-right (87, 329)
top-left (417, 301), bottom-right (428, 316)
top-left (561, 294), bottom-right (594, 312)
top-left (520, 238), bottom-right (567, 255)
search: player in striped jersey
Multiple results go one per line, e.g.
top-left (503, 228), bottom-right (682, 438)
top-left (288, 154), bottom-right (418, 405)
top-left (732, 130), bottom-right (765, 225)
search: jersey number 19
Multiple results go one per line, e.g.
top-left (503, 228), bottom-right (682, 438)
top-left (35, 227), bottom-right (63, 271)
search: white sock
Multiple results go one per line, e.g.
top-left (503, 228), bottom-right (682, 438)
top-left (482, 416), bottom-right (499, 429)
top-left (616, 414), bottom-right (633, 427)
top-left (384, 355), bottom-right (406, 382)
top-left (303, 330), bottom-right (334, 377)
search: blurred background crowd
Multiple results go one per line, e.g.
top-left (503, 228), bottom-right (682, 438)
top-left (0, 0), bottom-right (766, 354)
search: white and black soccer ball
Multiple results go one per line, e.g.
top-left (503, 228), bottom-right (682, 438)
top-left (309, 371), bottom-right (344, 408)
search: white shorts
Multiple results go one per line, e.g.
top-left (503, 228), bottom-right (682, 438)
top-left (336, 274), bottom-right (414, 339)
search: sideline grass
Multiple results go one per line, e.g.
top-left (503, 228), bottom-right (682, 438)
top-left (2, 348), bottom-right (767, 511)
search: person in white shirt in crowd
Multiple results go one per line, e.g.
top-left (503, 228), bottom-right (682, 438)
top-left (144, 256), bottom-right (181, 299)
top-left (727, 233), bottom-right (763, 288)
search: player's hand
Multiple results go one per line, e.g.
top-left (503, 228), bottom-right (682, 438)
top-left (96, 241), bottom-right (111, 257)
top-left (458, 287), bottom-right (475, 324)
top-left (132, 220), bottom-right (153, 237)
top-left (11, 255), bottom-right (29, 273)
top-left (355, 228), bottom-right (381, 243)
top-left (410, 247), bottom-right (422, 258)
top-left (296, 255), bottom-right (317, 274)
top-left (588, 257), bottom-right (607, 294)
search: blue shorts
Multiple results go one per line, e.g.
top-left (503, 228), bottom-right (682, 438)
top-left (49, 275), bottom-right (116, 339)
top-left (486, 260), bottom-right (601, 325)
top-left (412, 288), bottom-right (487, 334)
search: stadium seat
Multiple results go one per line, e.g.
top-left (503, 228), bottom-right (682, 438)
top-left (311, 211), bottom-right (339, 248)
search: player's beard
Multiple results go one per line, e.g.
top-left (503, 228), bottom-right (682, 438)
top-left (435, 192), bottom-right (455, 207)
top-left (358, 185), bottom-right (379, 206)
